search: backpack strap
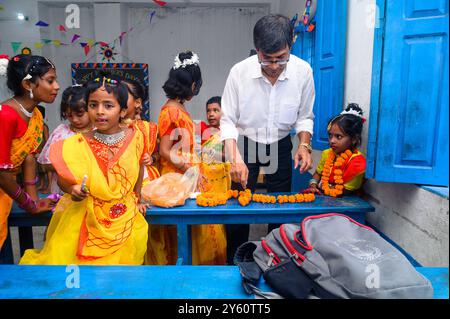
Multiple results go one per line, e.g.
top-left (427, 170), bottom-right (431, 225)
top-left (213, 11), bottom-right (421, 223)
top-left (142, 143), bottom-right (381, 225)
top-left (234, 241), bottom-right (283, 299)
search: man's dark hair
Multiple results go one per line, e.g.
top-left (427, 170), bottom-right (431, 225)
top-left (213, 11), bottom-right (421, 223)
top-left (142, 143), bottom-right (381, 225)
top-left (206, 96), bottom-right (221, 109)
top-left (253, 14), bottom-right (293, 53)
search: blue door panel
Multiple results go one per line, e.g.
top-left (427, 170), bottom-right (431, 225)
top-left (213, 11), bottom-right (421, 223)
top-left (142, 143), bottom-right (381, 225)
top-left (372, 0), bottom-right (449, 186)
top-left (291, 1), bottom-right (348, 150)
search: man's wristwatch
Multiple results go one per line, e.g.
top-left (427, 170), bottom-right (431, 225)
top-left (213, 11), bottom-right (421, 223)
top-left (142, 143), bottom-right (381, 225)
top-left (300, 143), bottom-right (312, 153)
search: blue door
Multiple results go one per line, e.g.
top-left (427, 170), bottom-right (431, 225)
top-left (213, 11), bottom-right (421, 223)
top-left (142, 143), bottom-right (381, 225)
top-left (291, 1), bottom-right (348, 150)
top-left (368, 0), bottom-right (449, 186)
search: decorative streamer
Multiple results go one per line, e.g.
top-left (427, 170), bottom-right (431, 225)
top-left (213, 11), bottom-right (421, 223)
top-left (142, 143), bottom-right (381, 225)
top-left (35, 20), bottom-right (49, 27)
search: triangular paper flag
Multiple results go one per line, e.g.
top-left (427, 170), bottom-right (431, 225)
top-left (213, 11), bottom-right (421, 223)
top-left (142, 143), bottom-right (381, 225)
top-left (0, 5), bottom-right (4, 11)
top-left (84, 45), bottom-right (90, 56)
top-left (11, 42), bottom-right (22, 54)
top-left (35, 20), bottom-right (49, 27)
top-left (42, 39), bottom-right (52, 44)
top-left (58, 25), bottom-right (66, 32)
top-left (87, 38), bottom-right (95, 47)
top-left (71, 34), bottom-right (81, 43)
top-left (80, 42), bottom-right (88, 48)
top-left (34, 42), bottom-right (44, 49)
top-left (99, 41), bottom-right (109, 47)
top-left (52, 40), bottom-right (61, 47)
top-left (153, 0), bottom-right (167, 6)
top-left (119, 32), bottom-right (126, 45)
top-left (149, 11), bottom-right (156, 23)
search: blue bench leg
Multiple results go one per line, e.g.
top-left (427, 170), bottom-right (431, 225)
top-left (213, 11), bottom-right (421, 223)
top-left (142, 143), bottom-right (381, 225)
top-left (18, 227), bottom-right (34, 256)
top-left (177, 224), bottom-right (192, 265)
top-left (0, 229), bottom-right (14, 264)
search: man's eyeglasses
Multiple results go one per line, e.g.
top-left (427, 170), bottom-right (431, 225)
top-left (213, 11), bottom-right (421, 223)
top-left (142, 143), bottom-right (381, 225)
top-left (259, 59), bottom-right (289, 66)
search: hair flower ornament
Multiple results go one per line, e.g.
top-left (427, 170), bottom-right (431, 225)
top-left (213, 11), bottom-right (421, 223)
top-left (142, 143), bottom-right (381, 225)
top-left (173, 52), bottom-right (200, 70)
top-left (0, 54), bottom-right (10, 76)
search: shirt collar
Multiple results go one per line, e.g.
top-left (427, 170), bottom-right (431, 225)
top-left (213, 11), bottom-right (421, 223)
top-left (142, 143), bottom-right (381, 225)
top-left (250, 56), bottom-right (292, 81)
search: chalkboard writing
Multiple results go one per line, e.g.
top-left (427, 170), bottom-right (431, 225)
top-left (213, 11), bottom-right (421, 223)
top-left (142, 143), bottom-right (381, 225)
top-left (71, 63), bottom-right (150, 120)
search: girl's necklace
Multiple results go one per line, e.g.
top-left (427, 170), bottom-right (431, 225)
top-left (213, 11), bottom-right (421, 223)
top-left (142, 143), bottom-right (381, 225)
top-left (12, 97), bottom-right (33, 118)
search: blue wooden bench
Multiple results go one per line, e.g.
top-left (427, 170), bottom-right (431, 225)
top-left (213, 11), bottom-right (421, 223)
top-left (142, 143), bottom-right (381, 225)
top-left (0, 265), bottom-right (447, 299)
top-left (3, 194), bottom-right (375, 264)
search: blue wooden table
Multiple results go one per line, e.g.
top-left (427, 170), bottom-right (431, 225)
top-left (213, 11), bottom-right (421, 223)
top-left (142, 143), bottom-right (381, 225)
top-left (4, 194), bottom-right (374, 265)
top-left (0, 265), bottom-right (447, 299)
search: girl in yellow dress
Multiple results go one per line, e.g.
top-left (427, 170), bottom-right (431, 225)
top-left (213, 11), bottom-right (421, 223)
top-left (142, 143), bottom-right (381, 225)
top-left (146, 51), bottom-right (227, 265)
top-left (20, 75), bottom-right (148, 265)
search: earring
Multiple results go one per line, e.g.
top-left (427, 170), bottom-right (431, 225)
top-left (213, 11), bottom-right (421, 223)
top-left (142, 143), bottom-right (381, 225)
top-left (29, 89), bottom-right (34, 99)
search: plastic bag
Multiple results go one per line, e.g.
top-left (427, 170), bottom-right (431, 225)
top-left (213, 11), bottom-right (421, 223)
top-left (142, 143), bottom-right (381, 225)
top-left (141, 166), bottom-right (200, 208)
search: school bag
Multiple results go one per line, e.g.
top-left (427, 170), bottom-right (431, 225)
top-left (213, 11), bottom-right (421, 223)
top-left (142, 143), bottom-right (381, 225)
top-left (234, 213), bottom-right (434, 299)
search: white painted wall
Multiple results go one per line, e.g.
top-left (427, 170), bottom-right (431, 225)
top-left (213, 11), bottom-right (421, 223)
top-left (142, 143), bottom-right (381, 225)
top-left (1, 0), bottom-right (276, 130)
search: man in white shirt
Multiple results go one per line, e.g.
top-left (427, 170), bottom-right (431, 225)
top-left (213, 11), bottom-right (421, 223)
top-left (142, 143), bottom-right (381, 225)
top-left (221, 14), bottom-right (315, 264)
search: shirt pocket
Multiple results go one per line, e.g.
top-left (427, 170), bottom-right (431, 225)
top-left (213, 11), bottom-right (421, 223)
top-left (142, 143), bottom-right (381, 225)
top-left (278, 103), bottom-right (299, 125)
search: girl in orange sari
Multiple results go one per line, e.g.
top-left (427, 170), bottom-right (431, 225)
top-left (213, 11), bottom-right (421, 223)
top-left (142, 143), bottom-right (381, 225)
top-left (121, 78), bottom-right (160, 183)
top-left (0, 54), bottom-right (59, 250)
top-left (20, 75), bottom-right (148, 265)
top-left (146, 51), bottom-right (227, 265)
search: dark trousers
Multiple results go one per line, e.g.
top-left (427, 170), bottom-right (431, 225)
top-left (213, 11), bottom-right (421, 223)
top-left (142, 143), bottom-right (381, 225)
top-left (226, 135), bottom-right (293, 264)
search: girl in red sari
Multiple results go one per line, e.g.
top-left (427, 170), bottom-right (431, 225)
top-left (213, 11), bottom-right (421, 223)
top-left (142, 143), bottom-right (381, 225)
top-left (0, 54), bottom-right (60, 250)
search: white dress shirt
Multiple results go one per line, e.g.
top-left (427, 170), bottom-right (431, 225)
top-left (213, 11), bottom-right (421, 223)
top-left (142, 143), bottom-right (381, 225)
top-left (220, 54), bottom-right (315, 144)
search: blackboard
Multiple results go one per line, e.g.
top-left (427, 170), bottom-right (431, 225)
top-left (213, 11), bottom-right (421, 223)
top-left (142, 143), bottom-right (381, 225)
top-left (71, 63), bottom-right (151, 120)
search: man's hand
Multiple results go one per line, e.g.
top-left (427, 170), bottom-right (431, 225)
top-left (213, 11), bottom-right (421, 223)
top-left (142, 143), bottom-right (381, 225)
top-left (294, 145), bottom-right (313, 174)
top-left (230, 161), bottom-right (249, 189)
top-left (70, 184), bottom-right (89, 201)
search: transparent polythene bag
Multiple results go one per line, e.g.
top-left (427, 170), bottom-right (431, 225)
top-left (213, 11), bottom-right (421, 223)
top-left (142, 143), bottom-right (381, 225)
top-left (141, 166), bottom-right (199, 208)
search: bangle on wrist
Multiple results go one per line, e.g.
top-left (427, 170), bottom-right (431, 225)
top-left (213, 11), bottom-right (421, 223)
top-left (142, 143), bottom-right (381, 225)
top-left (18, 191), bottom-right (37, 213)
top-left (23, 177), bottom-right (39, 186)
top-left (308, 178), bottom-right (319, 186)
top-left (12, 185), bottom-right (24, 201)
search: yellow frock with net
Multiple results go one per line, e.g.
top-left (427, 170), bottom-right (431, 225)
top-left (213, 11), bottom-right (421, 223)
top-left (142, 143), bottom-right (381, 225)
top-left (19, 128), bottom-right (148, 265)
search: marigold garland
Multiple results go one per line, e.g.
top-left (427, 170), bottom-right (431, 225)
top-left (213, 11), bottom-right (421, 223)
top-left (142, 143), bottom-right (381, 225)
top-left (277, 193), bottom-right (315, 204)
top-left (196, 193), bottom-right (228, 207)
top-left (237, 189), bottom-right (252, 206)
top-left (321, 149), bottom-right (355, 197)
top-left (252, 194), bottom-right (277, 204)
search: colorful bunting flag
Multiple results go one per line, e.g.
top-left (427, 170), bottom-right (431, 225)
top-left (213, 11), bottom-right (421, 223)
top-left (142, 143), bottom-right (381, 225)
top-left (42, 39), bottom-right (52, 44)
top-left (35, 20), bottom-right (49, 27)
top-left (119, 32), bottom-right (127, 45)
top-left (71, 34), bottom-right (81, 43)
top-left (149, 11), bottom-right (156, 24)
top-left (52, 40), bottom-right (61, 47)
top-left (34, 42), bottom-right (44, 49)
top-left (11, 42), bottom-right (22, 54)
top-left (58, 25), bottom-right (66, 32)
top-left (153, 0), bottom-right (167, 6)
top-left (87, 38), bottom-right (95, 47)
top-left (80, 42), bottom-right (88, 47)
top-left (83, 45), bottom-right (90, 56)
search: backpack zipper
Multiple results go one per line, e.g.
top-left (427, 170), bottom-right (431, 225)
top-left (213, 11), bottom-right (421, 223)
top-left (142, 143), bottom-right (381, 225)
top-left (261, 239), bottom-right (281, 266)
top-left (279, 225), bottom-right (306, 262)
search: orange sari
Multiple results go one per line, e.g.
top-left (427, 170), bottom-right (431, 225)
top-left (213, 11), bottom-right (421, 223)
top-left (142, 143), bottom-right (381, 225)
top-left (134, 119), bottom-right (160, 182)
top-left (145, 105), bottom-right (227, 265)
top-left (0, 108), bottom-right (43, 249)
